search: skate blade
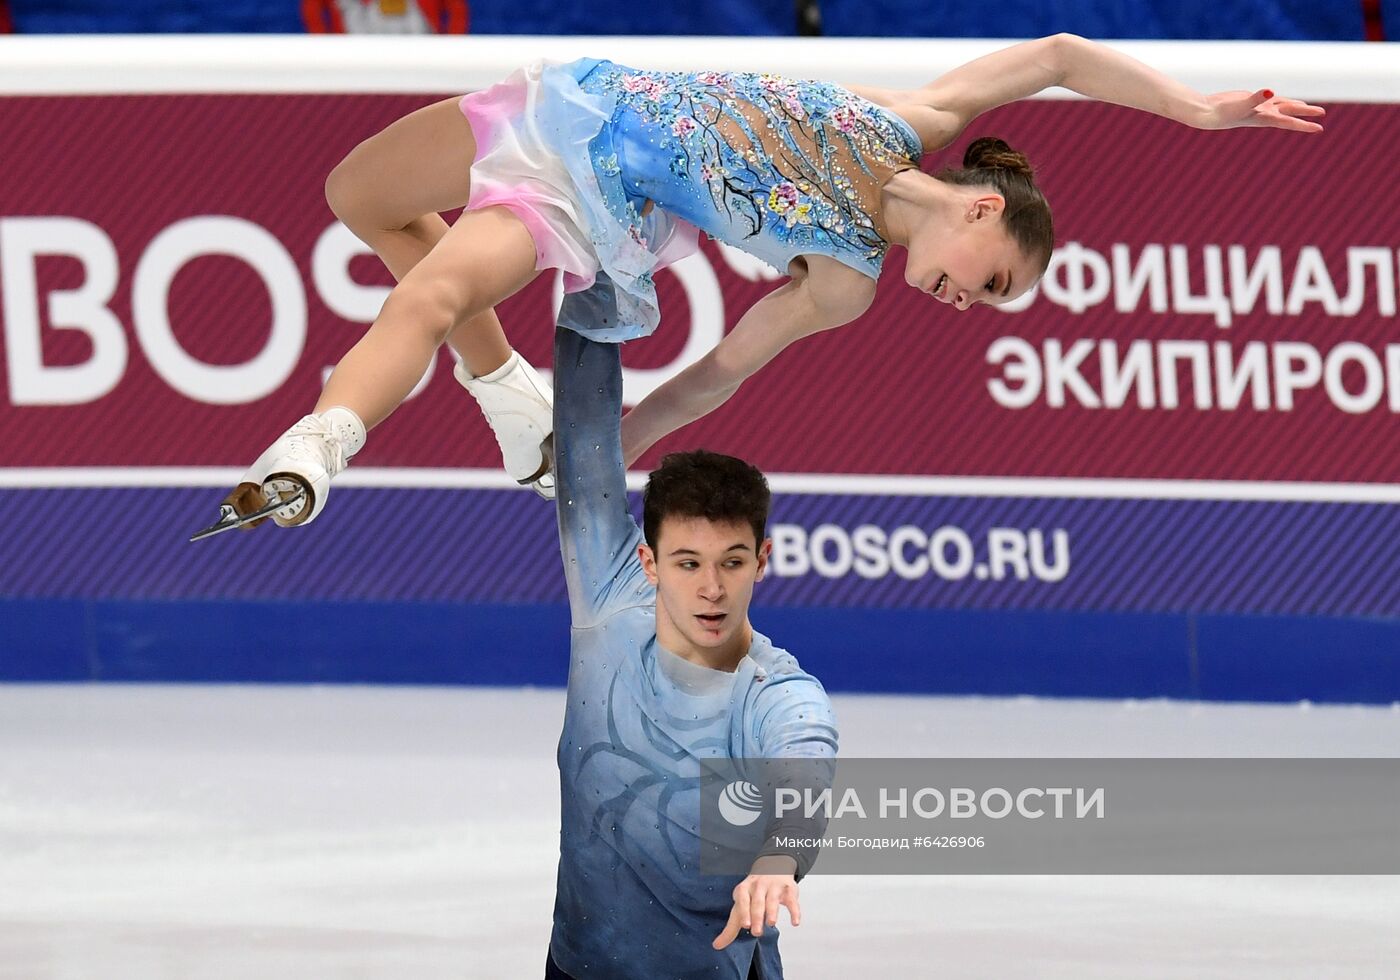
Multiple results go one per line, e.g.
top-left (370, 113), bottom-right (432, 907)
top-left (189, 488), bottom-right (307, 542)
top-left (520, 433), bottom-right (556, 500)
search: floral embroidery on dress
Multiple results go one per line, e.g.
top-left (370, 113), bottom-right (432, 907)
top-left (765, 182), bottom-right (814, 228)
top-left (580, 64), bottom-right (922, 276)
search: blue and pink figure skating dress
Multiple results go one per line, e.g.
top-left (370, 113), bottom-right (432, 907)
top-left (460, 58), bottom-right (925, 342)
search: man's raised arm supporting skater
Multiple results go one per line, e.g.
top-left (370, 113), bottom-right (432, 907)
top-left (544, 280), bottom-right (837, 979)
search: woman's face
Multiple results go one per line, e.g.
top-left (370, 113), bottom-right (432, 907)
top-left (903, 194), bottom-right (1040, 311)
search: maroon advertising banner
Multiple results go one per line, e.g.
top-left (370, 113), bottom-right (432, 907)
top-left (0, 93), bottom-right (1397, 481)
top-left (2, 87), bottom-right (1398, 701)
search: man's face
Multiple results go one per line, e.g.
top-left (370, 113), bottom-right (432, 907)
top-left (639, 516), bottom-right (771, 661)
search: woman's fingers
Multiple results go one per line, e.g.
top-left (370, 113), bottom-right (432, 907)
top-left (1265, 106), bottom-right (1325, 132)
top-left (1252, 96), bottom-right (1325, 133)
top-left (1209, 89), bottom-right (1327, 133)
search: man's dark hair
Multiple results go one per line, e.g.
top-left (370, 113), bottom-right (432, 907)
top-left (642, 450), bottom-right (770, 550)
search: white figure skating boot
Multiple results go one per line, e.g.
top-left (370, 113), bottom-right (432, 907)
top-left (221, 406), bottom-right (367, 530)
top-left (455, 351), bottom-right (555, 499)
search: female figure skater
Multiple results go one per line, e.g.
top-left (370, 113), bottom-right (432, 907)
top-left (219, 33), bottom-right (1323, 528)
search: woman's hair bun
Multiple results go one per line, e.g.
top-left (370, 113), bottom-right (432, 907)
top-left (963, 136), bottom-right (1035, 179)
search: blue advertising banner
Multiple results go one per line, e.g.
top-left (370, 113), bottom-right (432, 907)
top-left (3, 486), bottom-right (1396, 701)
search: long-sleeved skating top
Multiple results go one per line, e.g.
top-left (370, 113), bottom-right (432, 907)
top-left (548, 300), bottom-right (839, 980)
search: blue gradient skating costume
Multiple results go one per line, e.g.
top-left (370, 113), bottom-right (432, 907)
top-left (578, 59), bottom-right (923, 277)
top-left (547, 312), bottom-right (838, 979)
top-left (461, 59), bottom-right (923, 343)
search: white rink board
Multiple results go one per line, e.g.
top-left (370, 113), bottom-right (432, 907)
top-left (0, 35), bottom-right (1395, 101)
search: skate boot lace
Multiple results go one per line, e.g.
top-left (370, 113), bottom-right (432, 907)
top-left (284, 414), bottom-right (347, 476)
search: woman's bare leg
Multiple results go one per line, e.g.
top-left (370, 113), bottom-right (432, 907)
top-left (315, 206), bottom-right (539, 427)
top-left (221, 205), bottom-right (541, 527)
top-left (324, 96), bottom-right (513, 376)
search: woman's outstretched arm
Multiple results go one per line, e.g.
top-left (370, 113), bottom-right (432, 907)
top-left (619, 257), bottom-right (876, 466)
top-left (864, 34), bottom-right (1325, 150)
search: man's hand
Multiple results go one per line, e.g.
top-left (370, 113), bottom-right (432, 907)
top-left (1198, 89), bottom-right (1326, 133)
top-left (712, 856), bottom-right (801, 950)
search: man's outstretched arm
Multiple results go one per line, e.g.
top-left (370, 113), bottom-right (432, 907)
top-left (553, 305), bottom-right (646, 624)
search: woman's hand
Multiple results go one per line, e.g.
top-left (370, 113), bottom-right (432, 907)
top-left (1197, 89), bottom-right (1326, 133)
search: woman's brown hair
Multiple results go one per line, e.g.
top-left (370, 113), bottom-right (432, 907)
top-left (937, 136), bottom-right (1054, 271)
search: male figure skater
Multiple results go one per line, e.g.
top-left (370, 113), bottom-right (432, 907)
top-left (546, 289), bottom-right (838, 980)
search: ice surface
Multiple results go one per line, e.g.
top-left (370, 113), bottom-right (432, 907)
top-left (1, 685), bottom-right (1397, 979)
